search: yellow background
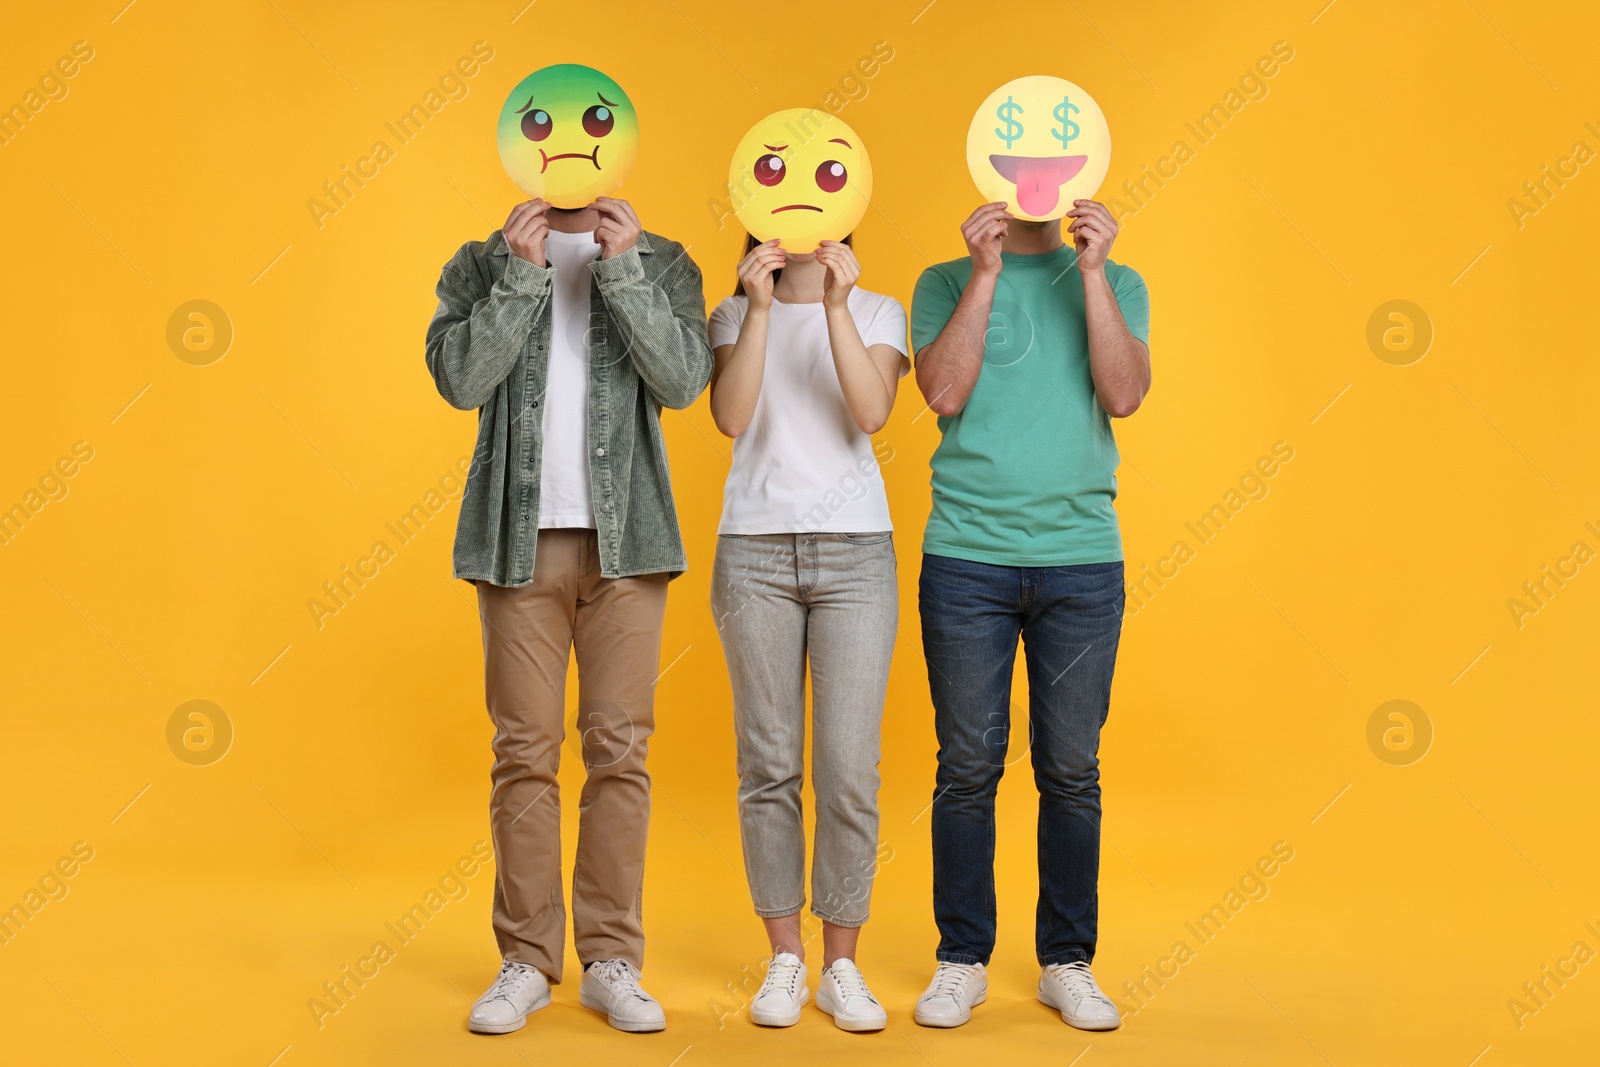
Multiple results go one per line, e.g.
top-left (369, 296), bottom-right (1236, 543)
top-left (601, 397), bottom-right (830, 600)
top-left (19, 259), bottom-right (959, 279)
top-left (3, 1), bottom-right (1597, 1064)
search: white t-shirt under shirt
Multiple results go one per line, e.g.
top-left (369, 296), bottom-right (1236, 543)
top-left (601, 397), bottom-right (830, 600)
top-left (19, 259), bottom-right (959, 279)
top-left (708, 288), bottom-right (908, 535)
top-left (537, 230), bottom-right (600, 528)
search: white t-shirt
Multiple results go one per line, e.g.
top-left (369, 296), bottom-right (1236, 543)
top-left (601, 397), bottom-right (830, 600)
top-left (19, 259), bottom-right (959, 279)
top-left (537, 230), bottom-right (600, 528)
top-left (708, 288), bottom-right (908, 535)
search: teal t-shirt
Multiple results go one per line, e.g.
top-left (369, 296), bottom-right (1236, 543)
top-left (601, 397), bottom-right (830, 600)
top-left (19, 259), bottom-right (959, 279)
top-left (910, 245), bottom-right (1150, 567)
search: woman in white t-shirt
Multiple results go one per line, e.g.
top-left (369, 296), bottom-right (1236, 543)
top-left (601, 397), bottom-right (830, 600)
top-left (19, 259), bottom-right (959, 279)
top-left (707, 233), bottom-right (908, 1032)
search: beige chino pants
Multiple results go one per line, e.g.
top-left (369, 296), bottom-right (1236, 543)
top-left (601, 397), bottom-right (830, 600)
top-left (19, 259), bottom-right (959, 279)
top-left (475, 528), bottom-right (668, 982)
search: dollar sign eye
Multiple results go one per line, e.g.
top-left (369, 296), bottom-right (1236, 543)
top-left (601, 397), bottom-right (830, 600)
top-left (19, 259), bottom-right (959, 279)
top-left (815, 160), bottom-right (847, 193)
top-left (754, 153), bottom-right (785, 187)
top-left (582, 105), bottom-right (614, 137)
top-left (521, 109), bottom-right (552, 141)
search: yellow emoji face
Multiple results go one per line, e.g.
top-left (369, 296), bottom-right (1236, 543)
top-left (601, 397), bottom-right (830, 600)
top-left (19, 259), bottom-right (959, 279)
top-left (729, 109), bottom-right (872, 253)
top-left (966, 75), bottom-right (1111, 222)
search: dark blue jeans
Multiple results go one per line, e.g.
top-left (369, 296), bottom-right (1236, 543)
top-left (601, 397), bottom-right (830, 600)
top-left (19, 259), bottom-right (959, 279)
top-left (919, 553), bottom-right (1125, 967)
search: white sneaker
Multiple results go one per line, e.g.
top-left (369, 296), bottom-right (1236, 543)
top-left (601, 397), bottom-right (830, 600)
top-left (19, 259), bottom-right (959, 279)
top-left (816, 958), bottom-right (887, 1032)
top-left (468, 960), bottom-right (551, 1034)
top-left (749, 952), bottom-right (808, 1027)
top-left (1039, 961), bottom-right (1121, 1031)
top-left (579, 958), bottom-right (667, 1032)
top-left (914, 961), bottom-right (987, 1027)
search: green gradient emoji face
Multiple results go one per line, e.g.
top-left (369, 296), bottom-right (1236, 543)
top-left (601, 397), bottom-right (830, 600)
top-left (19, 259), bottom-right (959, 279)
top-left (729, 109), bottom-right (872, 253)
top-left (497, 65), bottom-right (639, 208)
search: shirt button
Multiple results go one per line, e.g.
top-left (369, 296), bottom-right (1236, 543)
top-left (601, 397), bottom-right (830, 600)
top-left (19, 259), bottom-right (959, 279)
top-left (594, 447), bottom-right (605, 457)
top-left (529, 400), bottom-right (539, 409)
top-left (602, 503), bottom-right (612, 513)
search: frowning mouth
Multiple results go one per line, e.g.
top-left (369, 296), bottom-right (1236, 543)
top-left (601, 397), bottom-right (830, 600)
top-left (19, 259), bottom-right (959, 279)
top-left (771, 204), bottom-right (823, 213)
top-left (539, 146), bottom-right (601, 173)
top-left (989, 154), bottom-right (1088, 216)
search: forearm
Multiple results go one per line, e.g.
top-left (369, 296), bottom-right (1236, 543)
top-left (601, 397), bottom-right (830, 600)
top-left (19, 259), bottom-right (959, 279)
top-left (915, 272), bottom-right (996, 416)
top-left (825, 304), bottom-right (894, 433)
top-left (424, 256), bottom-right (551, 411)
top-left (1082, 267), bottom-right (1150, 418)
top-left (710, 309), bottom-right (769, 437)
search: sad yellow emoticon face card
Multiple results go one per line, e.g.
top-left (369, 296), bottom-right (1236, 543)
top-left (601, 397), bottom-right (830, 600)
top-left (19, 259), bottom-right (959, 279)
top-left (729, 109), bottom-right (873, 253)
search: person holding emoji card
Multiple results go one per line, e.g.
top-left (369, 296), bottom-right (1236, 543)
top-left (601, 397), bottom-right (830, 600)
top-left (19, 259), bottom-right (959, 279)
top-left (909, 75), bottom-right (1151, 1033)
top-left (706, 108), bottom-right (906, 1033)
top-left (425, 64), bottom-right (713, 1037)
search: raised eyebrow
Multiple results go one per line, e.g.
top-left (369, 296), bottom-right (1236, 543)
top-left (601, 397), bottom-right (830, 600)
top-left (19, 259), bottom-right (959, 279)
top-left (828, 138), bottom-right (852, 147)
top-left (597, 92), bottom-right (618, 106)
top-left (763, 143), bottom-right (788, 151)
top-left (515, 96), bottom-right (540, 115)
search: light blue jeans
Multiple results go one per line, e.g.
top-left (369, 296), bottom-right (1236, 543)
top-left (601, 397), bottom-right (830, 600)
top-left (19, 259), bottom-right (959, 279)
top-left (710, 532), bottom-right (898, 926)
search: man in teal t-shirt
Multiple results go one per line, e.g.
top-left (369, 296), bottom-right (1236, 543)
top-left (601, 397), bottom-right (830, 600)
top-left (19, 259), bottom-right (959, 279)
top-left (914, 232), bottom-right (1149, 565)
top-left (907, 199), bottom-right (1151, 1033)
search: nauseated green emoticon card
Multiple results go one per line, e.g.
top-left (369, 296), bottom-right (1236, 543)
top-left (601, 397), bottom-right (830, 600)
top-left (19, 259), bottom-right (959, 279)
top-left (497, 64), bottom-right (639, 208)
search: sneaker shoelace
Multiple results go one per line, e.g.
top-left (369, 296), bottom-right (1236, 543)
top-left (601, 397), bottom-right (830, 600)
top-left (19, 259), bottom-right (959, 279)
top-left (1048, 961), bottom-right (1111, 1006)
top-left (484, 961), bottom-right (536, 1005)
top-left (759, 956), bottom-right (804, 999)
top-left (830, 962), bottom-right (877, 1004)
top-left (929, 962), bottom-right (975, 1000)
top-left (591, 959), bottom-right (651, 1003)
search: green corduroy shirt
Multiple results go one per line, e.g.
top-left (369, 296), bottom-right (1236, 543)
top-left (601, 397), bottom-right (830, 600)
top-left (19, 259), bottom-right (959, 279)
top-left (425, 228), bottom-right (712, 587)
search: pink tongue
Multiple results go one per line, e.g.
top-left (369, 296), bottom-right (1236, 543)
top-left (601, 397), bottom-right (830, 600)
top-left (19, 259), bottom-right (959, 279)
top-left (990, 155), bottom-right (1088, 216)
